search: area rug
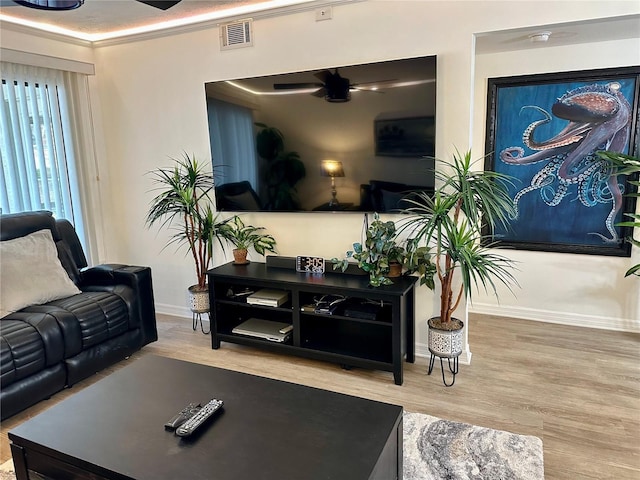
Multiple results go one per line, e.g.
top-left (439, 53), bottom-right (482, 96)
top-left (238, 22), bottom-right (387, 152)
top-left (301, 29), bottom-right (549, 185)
top-left (0, 460), bottom-right (14, 480)
top-left (403, 411), bottom-right (544, 479)
top-left (0, 412), bottom-right (543, 480)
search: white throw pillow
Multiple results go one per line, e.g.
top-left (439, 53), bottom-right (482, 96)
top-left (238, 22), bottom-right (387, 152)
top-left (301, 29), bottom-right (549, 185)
top-left (0, 229), bottom-right (81, 318)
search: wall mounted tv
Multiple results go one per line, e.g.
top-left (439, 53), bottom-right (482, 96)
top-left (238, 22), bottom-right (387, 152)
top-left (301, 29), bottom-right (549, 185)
top-left (204, 54), bottom-right (437, 213)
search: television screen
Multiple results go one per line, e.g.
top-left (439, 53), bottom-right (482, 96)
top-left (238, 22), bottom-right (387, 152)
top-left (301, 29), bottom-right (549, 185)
top-left (204, 55), bottom-right (437, 212)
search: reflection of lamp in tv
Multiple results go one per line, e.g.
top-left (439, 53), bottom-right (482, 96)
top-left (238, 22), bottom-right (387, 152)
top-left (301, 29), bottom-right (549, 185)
top-left (321, 160), bottom-right (345, 207)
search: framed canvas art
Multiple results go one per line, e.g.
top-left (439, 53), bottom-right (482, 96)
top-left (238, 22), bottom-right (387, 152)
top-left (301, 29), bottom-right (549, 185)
top-left (374, 116), bottom-right (435, 157)
top-left (484, 66), bottom-right (640, 256)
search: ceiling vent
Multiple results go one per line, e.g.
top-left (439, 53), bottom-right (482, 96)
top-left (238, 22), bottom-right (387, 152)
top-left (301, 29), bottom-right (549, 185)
top-left (220, 19), bottom-right (253, 50)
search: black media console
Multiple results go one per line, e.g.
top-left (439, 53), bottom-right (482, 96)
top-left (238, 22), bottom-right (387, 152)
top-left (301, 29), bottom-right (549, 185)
top-left (207, 259), bottom-right (417, 385)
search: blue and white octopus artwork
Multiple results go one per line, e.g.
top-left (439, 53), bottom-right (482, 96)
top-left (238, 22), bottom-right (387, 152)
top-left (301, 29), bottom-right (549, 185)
top-left (493, 77), bottom-right (636, 248)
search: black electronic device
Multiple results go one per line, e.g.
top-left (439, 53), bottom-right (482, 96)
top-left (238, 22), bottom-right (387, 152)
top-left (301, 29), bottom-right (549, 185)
top-left (225, 287), bottom-right (255, 302)
top-left (175, 398), bottom-right (224, 437)
top-left (343, 299), bottom-right (384, 321)
top-left (164, 403), bottom-right (201, 430)
top-left (314, 295), bottom-right (347, 315)
top-left (296, 256), bottom-right (325, 274)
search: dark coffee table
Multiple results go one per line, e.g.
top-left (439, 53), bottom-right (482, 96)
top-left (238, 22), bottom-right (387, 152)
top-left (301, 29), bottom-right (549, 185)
top-left (9, 355), bottom-right (403, 480)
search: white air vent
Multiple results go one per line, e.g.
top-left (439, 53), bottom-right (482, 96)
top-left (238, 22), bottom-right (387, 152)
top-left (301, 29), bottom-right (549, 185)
top-left (220, 19), bottom-right (253, 50)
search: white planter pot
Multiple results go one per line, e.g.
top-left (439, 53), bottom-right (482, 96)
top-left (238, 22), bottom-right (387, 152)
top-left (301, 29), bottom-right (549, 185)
top-left (427, 317), bottom-right (464, 359)
top-left (427, 317), bottom-right (463, 386)
top-left (188, 285), bottom-right (210, 314)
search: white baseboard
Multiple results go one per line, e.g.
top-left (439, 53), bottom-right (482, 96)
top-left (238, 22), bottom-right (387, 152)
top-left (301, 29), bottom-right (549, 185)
top-left (415, 342), bottom-right (472, 365)
top-left (156, 303), bottom-right (473, 364)
top-left (469, 303), bottom-right (640, 333)
top-left (157, 302), bottom-right (639, 362)
top-left (156, 303), bottom-right (208, 321)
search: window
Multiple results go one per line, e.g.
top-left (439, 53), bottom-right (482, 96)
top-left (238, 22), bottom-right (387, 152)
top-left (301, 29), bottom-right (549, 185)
top-left (0, 62), bottom-right (81, 222)
top-left (0, 60), bottom-right (100, 263)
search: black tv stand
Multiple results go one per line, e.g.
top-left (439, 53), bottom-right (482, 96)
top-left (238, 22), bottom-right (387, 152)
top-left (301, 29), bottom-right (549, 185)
top-left (207, 261), bottom-right (417, 385)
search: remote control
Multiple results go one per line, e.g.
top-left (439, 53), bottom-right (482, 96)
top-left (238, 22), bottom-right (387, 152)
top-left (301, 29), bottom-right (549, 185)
top-left (164, 403), bottom-right (201, 430)
top-left (175, 399), bottom-right (224, 437)
top-left (279, 325), bottom-right (293, 334)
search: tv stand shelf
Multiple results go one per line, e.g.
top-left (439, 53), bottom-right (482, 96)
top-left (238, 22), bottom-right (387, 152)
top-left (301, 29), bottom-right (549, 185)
top-left (207, 261), bottom-right (417, 385)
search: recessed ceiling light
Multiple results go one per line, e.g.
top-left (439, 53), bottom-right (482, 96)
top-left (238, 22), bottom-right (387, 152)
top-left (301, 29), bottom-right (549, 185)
top-left (529, 31), bottom-right (552, 43)
top-left (14, 0), bottom-right (84, 10)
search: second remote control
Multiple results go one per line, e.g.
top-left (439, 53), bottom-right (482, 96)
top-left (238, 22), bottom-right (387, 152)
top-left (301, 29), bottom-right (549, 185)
top-left (175, 399), bottom-right (224, 437)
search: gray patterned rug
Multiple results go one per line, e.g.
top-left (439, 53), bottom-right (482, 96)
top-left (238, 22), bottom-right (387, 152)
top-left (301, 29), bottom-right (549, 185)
top-left (404, 411), bottom-right (544, 479)
top-left (1, 412), bottom-right (543, 480)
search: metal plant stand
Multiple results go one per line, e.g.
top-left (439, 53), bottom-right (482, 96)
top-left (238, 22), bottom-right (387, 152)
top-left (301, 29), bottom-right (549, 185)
top-left (428, 354), bottom-right (459, 387)
top-left (192, 311), bottom-right (210, 334)
top-left (427, 317), bottom-right (463, 387)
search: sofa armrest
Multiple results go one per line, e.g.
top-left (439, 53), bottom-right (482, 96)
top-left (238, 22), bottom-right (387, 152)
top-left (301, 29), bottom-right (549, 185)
top-left (80, 264), bottom-right (158, 347)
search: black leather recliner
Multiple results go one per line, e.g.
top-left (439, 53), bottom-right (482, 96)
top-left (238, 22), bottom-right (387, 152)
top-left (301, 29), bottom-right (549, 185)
top-left (0, 211), bottom-right (158, 420)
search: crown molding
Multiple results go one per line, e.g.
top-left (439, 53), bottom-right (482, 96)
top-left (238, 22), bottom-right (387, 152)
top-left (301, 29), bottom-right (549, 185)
top-left (1, 0), bottom-right (363, 49)
top-left (0, 19), bottom-right (92, 47)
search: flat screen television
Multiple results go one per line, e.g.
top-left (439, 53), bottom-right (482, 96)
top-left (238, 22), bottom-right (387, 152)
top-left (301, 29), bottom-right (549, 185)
top-left (204, 55), bottom-right (437, 212)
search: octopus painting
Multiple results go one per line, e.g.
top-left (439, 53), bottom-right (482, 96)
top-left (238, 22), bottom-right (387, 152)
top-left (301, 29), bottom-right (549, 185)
top-left (497, 80), bottom-right (634, 246)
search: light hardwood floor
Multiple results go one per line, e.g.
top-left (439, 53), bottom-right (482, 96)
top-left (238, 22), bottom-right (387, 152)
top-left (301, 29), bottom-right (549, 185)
top-left (2, 313), bottom-right (639, 479)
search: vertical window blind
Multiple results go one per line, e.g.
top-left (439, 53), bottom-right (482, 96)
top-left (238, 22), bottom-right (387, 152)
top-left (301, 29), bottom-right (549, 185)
top-left (0, 62), bottom-right (80, 221)
top-left (207, 97), bottom-right (258, 186)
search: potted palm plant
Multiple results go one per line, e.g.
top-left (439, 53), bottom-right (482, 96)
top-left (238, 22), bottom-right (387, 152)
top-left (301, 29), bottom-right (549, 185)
top-left (221, 215), bottom-right (277, 264)
top-left (145, 153), bottom-right (231, 314)
top-left (400, 149), bottom-right (519, 385)
top-left (597, 150), bottom-right (640, 277)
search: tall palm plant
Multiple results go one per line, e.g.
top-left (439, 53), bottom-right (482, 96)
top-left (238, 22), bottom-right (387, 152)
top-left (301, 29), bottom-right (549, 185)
top-left (400, 149), bottom-right (519, 326)
top-left (146, 153), bottom-right (230, 290)
top-left (597, 150), bottom-right (640, 277)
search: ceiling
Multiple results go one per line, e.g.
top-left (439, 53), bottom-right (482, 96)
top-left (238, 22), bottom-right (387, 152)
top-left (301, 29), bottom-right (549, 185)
top-left (475, 14), bottom-right (640, 54)
top-left (0, 0), bottom-right (323, 41)
top-left (0, 0), bottom-right (637, 49)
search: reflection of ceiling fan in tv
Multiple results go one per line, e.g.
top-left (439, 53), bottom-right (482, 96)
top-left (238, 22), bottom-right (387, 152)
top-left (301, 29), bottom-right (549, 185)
top-left (273, 68), bottom-right (397, 103)
top-left (273, 68), bottom-right (435, 103)
top-left (12, 0), bottom-right (182, 10)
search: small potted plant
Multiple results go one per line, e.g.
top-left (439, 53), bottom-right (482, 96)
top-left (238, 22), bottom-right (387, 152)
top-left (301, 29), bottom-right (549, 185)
top-left (332, 213), bottom-right (408, 287)
top-left (400, 149), bottom-right (518, 385)
top-left (221, 215), bottom-right (277, 264)
top-left (145, 153), bottom-right (231, 314)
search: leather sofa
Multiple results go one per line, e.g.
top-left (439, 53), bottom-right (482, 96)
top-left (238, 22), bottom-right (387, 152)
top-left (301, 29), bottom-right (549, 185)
top-left (0, 211), bottom-right (158, 420)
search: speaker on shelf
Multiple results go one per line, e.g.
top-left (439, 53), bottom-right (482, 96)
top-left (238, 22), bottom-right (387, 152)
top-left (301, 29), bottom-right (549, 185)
top-left (265, 256), bottom-right (296, 269)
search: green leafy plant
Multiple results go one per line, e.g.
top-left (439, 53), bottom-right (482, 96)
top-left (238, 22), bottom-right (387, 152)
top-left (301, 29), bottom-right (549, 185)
top-left (145, 153), bottom-right (231, 290)
top-left (400, 149), bottom-right (519, 326)
top-left (597, 150), bottom-right (640, 277)
top-left (221, 215), bottom-right (277, 256)
top-left (332, 213), bottom-right (410, 287)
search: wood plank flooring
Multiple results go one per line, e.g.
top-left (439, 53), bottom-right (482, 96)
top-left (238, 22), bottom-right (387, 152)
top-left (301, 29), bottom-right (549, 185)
top-left (1, 312), bottom-right (639, 479)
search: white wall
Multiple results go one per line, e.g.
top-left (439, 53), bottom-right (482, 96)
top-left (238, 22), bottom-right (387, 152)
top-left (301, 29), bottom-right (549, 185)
top-left (2, 2), bottom-right (639, 362)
